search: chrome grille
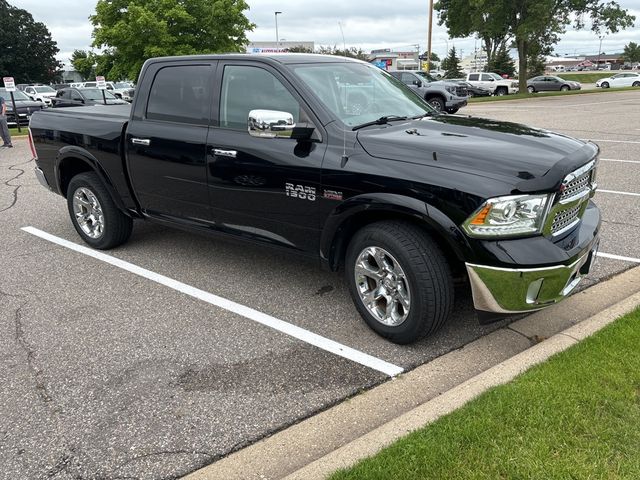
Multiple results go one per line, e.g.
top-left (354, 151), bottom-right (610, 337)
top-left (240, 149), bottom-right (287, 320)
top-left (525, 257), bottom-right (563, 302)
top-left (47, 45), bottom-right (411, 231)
top-left (456, 86), bottom-right (468, 97)
top-left (551, 204), bottom-right (581, 234)
top-left (560, 169), bottom-right (592, 202)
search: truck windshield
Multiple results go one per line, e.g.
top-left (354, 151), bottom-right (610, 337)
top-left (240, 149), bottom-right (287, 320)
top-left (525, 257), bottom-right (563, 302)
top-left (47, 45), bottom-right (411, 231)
top-left (414, 71), bottom-right (437, 83)
top-left (292, 63), bottom-right (434, 127)
top-left (34, 86), bottom-right (56, 93)
top-left (488, 73), bottom-right (504, 80)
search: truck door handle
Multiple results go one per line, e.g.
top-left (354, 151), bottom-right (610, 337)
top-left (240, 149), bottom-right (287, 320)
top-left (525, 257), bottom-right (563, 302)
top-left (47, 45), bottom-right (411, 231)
top-left (213, 149), bottom-right (237, 158)
top-left (131, 138), bottom-right (151, 146)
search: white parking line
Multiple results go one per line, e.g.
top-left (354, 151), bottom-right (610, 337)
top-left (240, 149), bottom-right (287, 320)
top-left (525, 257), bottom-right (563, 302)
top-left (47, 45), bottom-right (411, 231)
top-left (584, 139), bottom-right (640, 144)
top-left (22, 226), bottom-right (404, 378)
top-left (600, 158), bottom-right (640, 165)
top-left (597, 189), bottom-right (640, 197)
top-left (597, 252), bottom-right (640, 264)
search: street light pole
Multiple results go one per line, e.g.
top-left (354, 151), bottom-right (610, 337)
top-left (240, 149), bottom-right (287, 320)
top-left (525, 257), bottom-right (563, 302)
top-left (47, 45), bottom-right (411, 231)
top-left (275, 11), bottom-right (282, 48)
top-left (426, 0), bottom-right (434, 71)
top-left (597, 35), bottom-right (604, 69)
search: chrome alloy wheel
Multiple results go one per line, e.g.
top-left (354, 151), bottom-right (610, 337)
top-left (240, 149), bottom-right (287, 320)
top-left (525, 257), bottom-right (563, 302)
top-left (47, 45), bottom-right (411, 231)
top-left (72, 187), bottom-right (104, 239)
top-left (354, 246), bottom-right (411, 327)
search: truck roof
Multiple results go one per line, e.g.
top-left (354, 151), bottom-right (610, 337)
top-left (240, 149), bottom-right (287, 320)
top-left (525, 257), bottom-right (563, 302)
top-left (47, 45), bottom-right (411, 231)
top-left (144, 53), bottom-right (366, 66)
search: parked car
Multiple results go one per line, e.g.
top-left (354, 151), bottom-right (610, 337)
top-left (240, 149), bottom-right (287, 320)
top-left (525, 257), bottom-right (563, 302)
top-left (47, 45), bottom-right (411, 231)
top-left (389, 70), bottom-right (468, 113)
top-left (51, 88), bottom-right (129, 107)
top-left (465, 72), bottom-right (518, 95)
top-left (29, 54), bottom-right (601, 344)
top-left (596, 72), bottom-right (640, 88)
top-left (23, 84), bottom-right (58, 106)
top-left (527, 76), bottom-right (581, 93)
top-left (449, 79), bottom-right (492, 97)
top-left (0, 87), bottom-right (44, 126)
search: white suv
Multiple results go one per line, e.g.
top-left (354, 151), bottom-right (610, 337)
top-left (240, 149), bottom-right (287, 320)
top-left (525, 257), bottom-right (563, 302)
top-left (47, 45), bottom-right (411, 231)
top-left (23, 85), bottom-right (57, 106)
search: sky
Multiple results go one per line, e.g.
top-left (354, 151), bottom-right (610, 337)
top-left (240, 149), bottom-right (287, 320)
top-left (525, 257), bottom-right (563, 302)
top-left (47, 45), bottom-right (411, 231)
top-left (10, 0), bottom-right (640, 65)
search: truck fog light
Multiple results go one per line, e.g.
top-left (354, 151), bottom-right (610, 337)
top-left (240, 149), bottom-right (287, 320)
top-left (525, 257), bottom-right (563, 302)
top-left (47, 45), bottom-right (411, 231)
top-left (526, 278), bottom-right (544, 304)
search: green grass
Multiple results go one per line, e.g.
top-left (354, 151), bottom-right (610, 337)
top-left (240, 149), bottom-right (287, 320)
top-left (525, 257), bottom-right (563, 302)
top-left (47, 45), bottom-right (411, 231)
top-left (330, 307), bottom-right (640, 480)
top-left (468, 86), bottom-right (637, 103)
top-left (8, 127), bottom-right (28, 137)
top-left (558, 72), bottom-right (616, 83)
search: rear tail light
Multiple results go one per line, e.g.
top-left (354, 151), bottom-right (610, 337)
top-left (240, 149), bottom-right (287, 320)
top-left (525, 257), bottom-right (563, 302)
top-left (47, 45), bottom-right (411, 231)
top-left (28, 128), bottom-right (38, 159)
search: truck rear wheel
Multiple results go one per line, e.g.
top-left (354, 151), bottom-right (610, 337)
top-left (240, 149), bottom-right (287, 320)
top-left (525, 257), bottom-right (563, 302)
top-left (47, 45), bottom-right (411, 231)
top-left (67, 172), bottom-right (133, 250)
top-left (345, 221), bottom-right (454, 344)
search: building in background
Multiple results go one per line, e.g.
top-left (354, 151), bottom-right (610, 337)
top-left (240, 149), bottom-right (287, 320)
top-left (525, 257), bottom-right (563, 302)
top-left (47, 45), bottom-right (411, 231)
top-left (369, 49), bottom-right (420, 71)
top-left (460, 50), bottom-right (488, 73)
top-left (59, 63), bottom-right (83, 83)
top-left (246, 41), bottom-right (315, 53)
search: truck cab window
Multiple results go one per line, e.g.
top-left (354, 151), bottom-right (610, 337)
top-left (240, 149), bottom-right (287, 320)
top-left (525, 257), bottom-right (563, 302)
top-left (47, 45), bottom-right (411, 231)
top-left (146, 65), bottom-right (211, 125)
top-left (220, 65), bottom-right (301, 130)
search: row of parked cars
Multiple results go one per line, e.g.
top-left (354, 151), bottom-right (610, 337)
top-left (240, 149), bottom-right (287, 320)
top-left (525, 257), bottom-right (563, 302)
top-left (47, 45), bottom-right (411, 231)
top-left (2, 82), bottom-right (135, 126)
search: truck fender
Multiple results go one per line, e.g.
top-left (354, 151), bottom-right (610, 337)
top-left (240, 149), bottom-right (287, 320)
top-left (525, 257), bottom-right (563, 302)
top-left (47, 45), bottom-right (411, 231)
top-left (320, 193), bottom-right (471, 271)
top-left (54, 146), bottom-right (131, 216)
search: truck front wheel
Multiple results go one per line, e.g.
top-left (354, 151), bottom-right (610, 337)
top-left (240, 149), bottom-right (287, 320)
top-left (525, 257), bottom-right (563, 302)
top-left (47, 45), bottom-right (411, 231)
top-left (345, 221), bottom-right (454, 344)
top-left (495, 87), bottom-right (508, 96)
top-left (426, 96), bottom-right (445, 112)
top-left (67, 172), bottom-right (133, 250)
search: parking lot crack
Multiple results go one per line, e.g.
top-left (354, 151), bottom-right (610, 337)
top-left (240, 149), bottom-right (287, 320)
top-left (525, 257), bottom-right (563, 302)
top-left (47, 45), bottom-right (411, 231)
top-left (12, 299), bottom-right (54, 404)
top-left (0, 157), bottom-right (34, 213)
top-left (505, 325), bottom-right (538, 346)
top-left (602, 218), bottom-right (640, 229)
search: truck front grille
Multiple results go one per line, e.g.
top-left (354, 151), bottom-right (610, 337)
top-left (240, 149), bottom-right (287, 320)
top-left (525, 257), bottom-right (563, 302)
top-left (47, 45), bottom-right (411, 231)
top-left (548, 159), bottom-right (597, 236)
top-left (456, 86), bottom-right (468, 97)
top-left (551, 204), bottom-right (581, 234)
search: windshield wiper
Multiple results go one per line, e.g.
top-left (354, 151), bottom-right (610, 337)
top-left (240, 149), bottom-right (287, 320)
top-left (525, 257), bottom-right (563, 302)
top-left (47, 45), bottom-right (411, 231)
top-left (411, 112), bottom-right (436, 120)
top-left (352, 115), bottom-right (409, 131)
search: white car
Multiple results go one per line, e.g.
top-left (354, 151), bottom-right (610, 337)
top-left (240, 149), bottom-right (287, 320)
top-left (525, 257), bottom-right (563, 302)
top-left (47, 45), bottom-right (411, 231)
top-left (82, 81), bottom-right (133, 100)
top-left (465, 72), bottom-right (519, 96)
top-left (23, 85), bottom-right (57, 106)
top-left (596, 72), bottom-right (640, 88)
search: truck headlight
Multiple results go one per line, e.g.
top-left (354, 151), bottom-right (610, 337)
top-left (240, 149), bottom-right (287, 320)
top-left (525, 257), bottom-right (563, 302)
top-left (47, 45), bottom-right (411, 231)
top-left (462, 194), bottom-right (551, 238)
top-left (445, 85), bottom-right (457, 95)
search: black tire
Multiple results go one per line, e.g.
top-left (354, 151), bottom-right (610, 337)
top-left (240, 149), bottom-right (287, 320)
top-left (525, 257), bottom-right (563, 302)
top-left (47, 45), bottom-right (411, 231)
top-left (426, 96), bottom-right (445, 112)
top-left (527, 86), bottom-right (535, 94)
top-left (601, 82), bottom-right (609, 89)
top-left (345, 221), bottom-right (454, 344)
top-left (67, 172), bottom-right (133, 249)
top-left (468, 91), bottom-right (475, 98)
top-left (560, 85), bottom-right (570, 91)
top-left (633, 81), bottom-right (640, 87)
top-left (446, 108), bottom-right (459, 114)
top-left (495, 87), bottom-right (508, 96)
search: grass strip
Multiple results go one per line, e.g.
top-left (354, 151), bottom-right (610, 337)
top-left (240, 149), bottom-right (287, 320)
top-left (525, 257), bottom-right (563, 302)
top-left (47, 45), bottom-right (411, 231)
top-left (8, 127), bottom-right (28, 137)
top-left (330, 307), bottom-right (640, 480)
top-left (469, 86), bottom-right (637, 103)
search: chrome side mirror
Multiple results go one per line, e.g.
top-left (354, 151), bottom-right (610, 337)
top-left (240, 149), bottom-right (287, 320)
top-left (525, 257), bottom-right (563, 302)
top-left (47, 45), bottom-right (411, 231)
top-left (248, 109), bottom-right (295, 138)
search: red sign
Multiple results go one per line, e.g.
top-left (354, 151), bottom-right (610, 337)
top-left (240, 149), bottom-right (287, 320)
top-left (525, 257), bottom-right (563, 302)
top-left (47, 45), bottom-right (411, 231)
top-left (96, 76), bottom-right (107, 90)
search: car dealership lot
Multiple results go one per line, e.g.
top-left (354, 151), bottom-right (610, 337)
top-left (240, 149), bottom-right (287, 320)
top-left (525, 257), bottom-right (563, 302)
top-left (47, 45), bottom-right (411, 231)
top-left (1, 90), bottom-right (639, 479)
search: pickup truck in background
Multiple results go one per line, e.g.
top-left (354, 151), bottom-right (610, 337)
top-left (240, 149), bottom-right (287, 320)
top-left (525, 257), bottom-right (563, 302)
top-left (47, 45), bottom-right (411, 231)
top-left (389, 70), bottom-right (468, 114)
top-left (29, 54), bottom-right (600, 344)
top-left (465, 72), bottom-right (519, 96)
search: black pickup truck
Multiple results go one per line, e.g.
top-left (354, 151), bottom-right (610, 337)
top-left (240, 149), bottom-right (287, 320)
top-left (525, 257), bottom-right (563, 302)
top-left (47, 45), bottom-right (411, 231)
top-left (29, 54), bottom-right (601, 344)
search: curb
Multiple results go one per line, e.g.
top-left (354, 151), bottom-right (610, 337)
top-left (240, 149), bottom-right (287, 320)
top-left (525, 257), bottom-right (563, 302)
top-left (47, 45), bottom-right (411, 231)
top-left (184, 265), bottom-right (640, 480)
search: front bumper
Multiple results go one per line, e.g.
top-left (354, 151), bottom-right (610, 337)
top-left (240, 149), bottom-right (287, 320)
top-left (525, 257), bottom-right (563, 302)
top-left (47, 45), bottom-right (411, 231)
top-left (445, 95), bottom-right (468, 109)
top-left (466, 244), bottom-right (598, 314)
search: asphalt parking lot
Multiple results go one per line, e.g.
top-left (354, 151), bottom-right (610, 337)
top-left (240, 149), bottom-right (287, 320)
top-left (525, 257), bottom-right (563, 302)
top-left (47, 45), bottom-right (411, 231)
top-left (1, 89), bottom-right (639, 479)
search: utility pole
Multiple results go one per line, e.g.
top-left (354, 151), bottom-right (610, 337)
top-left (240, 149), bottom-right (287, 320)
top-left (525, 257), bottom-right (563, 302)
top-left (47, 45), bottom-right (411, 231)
top-left (275, 11), bottom-right (282, 48)
top-left (426, 0), bottom-right (434, 71)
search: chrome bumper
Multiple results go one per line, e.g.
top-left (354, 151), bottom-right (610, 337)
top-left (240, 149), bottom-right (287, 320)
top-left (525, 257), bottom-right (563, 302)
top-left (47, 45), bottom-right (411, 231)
top-left (466, 245), bottom-right (598, 314)
top-left (34, 167), bottom-right (51, 190)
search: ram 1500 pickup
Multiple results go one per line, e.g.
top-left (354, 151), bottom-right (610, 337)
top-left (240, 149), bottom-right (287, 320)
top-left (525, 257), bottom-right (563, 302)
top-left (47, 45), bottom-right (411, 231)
top-left (29, 54), bottom-right (601, 344)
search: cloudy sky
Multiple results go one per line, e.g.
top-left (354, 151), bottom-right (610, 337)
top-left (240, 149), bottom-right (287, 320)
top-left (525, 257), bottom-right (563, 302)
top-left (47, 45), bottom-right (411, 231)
top-left (11, 0), bottom-right (640, 65)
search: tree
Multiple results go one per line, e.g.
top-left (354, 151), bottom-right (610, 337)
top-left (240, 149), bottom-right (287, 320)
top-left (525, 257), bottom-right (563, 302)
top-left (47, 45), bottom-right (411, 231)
top-left (487, 46), bottom-right (516, 77)
top-left (436, 0), bottom-right (635, 93)
top-left (71, 50), bottom-right (97, 81)
top-left (623, 42), bottom-right (640, 63)
top-left (90, 0), bottom-right (255, 81)
top-left (316, 45), bottom-right (370, 61)
top-left (0, 0), bottom-right (61, 82)
top-left (441, 47), bottom-right (464, 78)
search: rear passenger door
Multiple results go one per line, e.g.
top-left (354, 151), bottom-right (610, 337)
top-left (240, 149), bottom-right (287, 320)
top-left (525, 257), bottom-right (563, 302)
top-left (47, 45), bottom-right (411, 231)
top-left (126, 62), bottom-right (216, 223)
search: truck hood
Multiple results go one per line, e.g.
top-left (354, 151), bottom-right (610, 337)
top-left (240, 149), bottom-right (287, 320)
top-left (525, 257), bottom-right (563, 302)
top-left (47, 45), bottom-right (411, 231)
top-left (357, 115), bottom-right (598, 192)
top-left (7, 100), bottom-right (44, 112)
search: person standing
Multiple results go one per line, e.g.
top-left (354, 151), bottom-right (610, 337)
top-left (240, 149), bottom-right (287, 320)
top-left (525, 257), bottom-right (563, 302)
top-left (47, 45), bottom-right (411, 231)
top-left (0, 95), bottom-right (13, 148)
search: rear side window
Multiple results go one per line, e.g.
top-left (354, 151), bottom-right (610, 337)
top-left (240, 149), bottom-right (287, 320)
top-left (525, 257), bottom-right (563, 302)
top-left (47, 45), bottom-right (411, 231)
top-left (468, 74), bottom-right (479, 81)
top-left (146, 65), bottom-right (212, 125)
